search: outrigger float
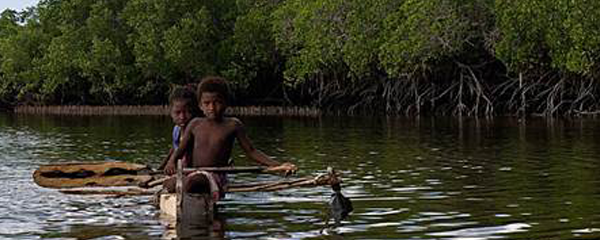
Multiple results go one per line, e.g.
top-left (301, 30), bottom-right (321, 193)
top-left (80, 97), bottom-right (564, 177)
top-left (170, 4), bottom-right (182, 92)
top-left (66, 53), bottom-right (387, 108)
top-left (33, 161), bottom-right (352, 226)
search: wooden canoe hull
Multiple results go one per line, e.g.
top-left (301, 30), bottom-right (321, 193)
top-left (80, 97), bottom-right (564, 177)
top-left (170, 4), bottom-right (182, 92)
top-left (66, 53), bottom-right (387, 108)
top-left (160, 193), bottom-right (215, 225)
top-left (33, 161), bottom-right (153, 188)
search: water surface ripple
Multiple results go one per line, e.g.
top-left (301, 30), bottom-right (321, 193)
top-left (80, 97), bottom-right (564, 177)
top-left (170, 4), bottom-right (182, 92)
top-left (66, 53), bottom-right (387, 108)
top-left (1, 114), bottom-right (600, 239)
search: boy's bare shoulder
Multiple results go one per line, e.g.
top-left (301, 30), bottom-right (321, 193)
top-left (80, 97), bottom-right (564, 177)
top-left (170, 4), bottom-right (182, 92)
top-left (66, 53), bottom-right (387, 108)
top-left (189, 117), bottom-right (204, 124)
top-left (186, 117), bottom-right (204, 128)
top-left (225, 117), bottom-right (244, 128)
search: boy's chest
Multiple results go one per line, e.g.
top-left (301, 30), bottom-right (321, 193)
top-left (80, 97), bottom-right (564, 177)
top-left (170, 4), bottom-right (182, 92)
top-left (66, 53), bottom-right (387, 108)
top-left (194, 124), bottom-right (235, 145)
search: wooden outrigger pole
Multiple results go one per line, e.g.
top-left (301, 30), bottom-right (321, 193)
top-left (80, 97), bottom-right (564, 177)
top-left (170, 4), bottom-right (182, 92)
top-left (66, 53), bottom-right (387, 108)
top-left (50, 163), bottom-right (345, 196)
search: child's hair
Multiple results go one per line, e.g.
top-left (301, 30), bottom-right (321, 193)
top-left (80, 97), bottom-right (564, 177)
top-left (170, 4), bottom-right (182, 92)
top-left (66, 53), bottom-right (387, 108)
top-left (169, 86), bottom-right (202, 117)
top-left (197, 76), bottom-right (230, 102)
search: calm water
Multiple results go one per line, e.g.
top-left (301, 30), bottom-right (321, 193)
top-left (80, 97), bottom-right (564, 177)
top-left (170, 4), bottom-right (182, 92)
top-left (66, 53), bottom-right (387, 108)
top-left (2, 113), bottom-right (600, 239)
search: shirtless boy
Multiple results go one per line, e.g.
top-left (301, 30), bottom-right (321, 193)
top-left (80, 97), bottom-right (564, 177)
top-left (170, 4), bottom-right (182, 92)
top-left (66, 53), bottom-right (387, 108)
top-left (163, 76), bottom-right (297, 198)
top-left (157, 86), bottom-right (201, 170)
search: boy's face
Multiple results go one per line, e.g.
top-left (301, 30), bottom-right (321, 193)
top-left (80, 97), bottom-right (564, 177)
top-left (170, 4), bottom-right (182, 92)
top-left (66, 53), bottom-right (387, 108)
top-left (171, 100), bottom-right (192, 127)
top-left (199, 92), bottom-right (227, 120)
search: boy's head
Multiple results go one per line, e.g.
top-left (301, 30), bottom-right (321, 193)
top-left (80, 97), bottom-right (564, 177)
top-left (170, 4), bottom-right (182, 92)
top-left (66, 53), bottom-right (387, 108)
top-left (169, 86), bottom-right (201, 127)
top-left (197, 76), bottom-right (230, 120)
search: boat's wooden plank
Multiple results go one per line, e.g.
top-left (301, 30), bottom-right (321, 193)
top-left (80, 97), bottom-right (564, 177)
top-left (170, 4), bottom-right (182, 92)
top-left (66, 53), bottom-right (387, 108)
top-left (33, 162), bottom-right (269, 189)
top-left (33, 161), bottom-right (154, 188)
top-left (35, 161), bottom-right (150, 174)
top-left (183, 166), bottom-right (265, 173)
top-left (176, 159), bottom-right (183, 223)
top-left (160, 193), bottom-right (215, 221)
top-left (35, 175), bottom-right (153, 188)
top-left (55, 173), bottom-right (341, 195)
top-left (160, 193), bottom-right (178, 217)
top-left (59, 186), bottom-right (158, 195)
top-left (227, 172), bottom-right (341, 192)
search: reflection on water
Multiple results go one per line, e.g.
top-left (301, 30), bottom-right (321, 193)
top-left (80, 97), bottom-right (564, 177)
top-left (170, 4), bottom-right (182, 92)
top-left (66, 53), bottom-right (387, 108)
top-left (2, 114), bottom-right (600, 239)
top-left (161, 214), bottom-right (226, 239)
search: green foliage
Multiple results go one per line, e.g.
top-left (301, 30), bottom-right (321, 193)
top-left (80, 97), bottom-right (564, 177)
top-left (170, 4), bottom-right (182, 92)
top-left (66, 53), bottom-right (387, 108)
top-left (163, 7), bottom-right (215, 81)
top-left (495, 0), bottom-right (600, 74)
top-left (122, 0), bottom-right (172, 79)
top-left (379, 0), bottom-right (485, 76)
top-left (0, 10), bottom-right (20, 38)
top-left (81, 1), bottom-right (131, 103)
top-left (272, 0), bottom-right (349, 84)
top-left (342, 0), bottom-right (399, 76)
top-left (123, 0), bottom-right (227, 83)
top-left (221, 0), bottom-right (279, 89)
top-left (0, 20), bottom-right (47, 102)
top-left (39, 27), bottom-right (83, 95)
top-left (273, 0), bottom-right (491, 80)
top-left (494, 0), bottom-right (552, 72)
top-left (1, 0), bottom-right (600, 115)
top-left (546, 0), bottom-right (600, 74)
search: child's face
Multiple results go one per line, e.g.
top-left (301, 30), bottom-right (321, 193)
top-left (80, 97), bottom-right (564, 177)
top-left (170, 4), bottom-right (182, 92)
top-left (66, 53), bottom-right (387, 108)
top-left (199, 92), bottom-right (227, 120)
top-left (171, 100), bottom-right (192, 127)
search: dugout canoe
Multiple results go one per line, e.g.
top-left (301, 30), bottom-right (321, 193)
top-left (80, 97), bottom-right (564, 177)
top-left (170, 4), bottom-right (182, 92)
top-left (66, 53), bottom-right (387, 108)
top-left (159, 160), bottom-right (216, 225)
top-left (158, 161), bottom-right (344, 225)
top-left (33, 161), bottom-right (350, 226)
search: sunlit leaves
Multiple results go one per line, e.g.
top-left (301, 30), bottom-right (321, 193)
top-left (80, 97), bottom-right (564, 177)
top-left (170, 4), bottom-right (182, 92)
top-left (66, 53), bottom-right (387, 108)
top-left (0, 10), bottom-right (20, 38)
top-left (39, 26), bottom-right (85, 95)
top-left (342, 0), bottom-right (399, 76)
top-left (2, 0), bottom-right (600, 110)
top-left (222, 0), bottom-right (279, 89)
top-left (163, 8), bottom-right (215, 80)
top-left (380, 0), bottom-right (485, 76)
top-left (0, 22), bottom-right (46, 100)
top-left (273, 0), bottom-right (349, 84)
top-left (273, 0), bottom-right (490, 81)
top-left (494, 0), bottom-right (600, 74)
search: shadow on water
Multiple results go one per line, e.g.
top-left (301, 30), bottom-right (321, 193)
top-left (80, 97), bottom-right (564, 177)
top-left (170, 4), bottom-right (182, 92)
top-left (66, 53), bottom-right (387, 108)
top-left (161, 214), bottom-right (227, 239)
top-left (4, 113), bottom-right (600, 239)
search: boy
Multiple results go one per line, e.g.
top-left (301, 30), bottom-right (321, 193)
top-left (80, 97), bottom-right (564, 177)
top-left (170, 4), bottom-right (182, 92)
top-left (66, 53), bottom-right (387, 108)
top-left (164, 76), bottom-right (297, 198)
top-left (157, 86), bottom-right (202, 170)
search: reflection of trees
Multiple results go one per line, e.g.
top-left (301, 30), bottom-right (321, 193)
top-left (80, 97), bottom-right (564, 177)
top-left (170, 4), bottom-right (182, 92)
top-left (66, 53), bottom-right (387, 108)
top-left (6, 114), bottom-right (171, 164)
top-left (162, 213), bottom-right (226, 239)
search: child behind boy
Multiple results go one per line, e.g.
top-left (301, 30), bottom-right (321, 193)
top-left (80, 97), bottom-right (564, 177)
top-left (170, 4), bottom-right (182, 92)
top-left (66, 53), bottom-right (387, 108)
top-left (157, 86), bottom-right (202, 170)
top-left (164, 76), bottom-right (297, 199)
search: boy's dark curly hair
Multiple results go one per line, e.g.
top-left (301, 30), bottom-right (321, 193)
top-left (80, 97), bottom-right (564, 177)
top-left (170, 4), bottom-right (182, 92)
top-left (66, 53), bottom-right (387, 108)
top-left (197, 76), bottom-right (230, 102)
top-left (169, 86), bottom-right (202, 117)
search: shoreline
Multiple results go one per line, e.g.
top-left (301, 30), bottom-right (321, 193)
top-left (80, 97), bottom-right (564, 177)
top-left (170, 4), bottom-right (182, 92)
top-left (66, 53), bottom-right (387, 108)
top-left (12, 105), bottom-right (321, 117)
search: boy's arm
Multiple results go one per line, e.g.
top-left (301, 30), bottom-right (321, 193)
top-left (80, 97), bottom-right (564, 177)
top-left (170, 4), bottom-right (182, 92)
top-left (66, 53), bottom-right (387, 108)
top-left (235, 120), bottom-right (297, 174)
top-left (157, 147), bottom-right (174, 170)
top-left (164, 122), bottom-right (194, 175)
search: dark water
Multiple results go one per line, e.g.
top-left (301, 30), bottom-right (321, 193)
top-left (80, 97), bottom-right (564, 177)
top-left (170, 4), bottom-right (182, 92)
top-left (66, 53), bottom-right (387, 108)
top-left (2, 113), bottom-right (600, 239)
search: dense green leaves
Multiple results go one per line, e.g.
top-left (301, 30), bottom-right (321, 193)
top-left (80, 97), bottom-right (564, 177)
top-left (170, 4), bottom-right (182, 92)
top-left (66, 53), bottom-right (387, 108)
top-left (0, 18), bottom-right (47, 102)
top-left (163, 8), bottom-right (215, 80)
top-left (1, 0), bottom-right (600, 115)
top-left (223, 0), bottom-right (279, 89)
top-left (495, 0), bottom-right (600, 74)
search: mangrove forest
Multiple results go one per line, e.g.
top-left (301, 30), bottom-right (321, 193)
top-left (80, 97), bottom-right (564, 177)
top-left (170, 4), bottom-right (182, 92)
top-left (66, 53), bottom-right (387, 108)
top-left (1, 0), bottom-right (600, 117)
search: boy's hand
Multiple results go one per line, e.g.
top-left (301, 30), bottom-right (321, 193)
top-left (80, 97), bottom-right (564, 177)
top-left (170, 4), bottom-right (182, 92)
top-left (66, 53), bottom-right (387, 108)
top-left (266, 162), bottom-right (298, 176)
top-left (164, 161), bottom-right (176, 175)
